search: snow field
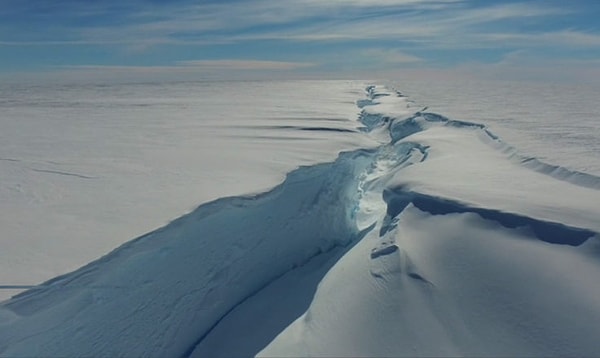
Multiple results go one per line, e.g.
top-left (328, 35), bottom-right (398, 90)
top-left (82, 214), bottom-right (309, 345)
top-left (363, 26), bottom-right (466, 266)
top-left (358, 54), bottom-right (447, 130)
top-left (1, 82), bottom-right (599, 357)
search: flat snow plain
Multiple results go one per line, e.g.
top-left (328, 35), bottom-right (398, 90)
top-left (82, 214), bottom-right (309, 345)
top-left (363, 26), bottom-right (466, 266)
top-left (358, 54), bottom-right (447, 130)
top-left (0, 80), bottom-right (599, 357)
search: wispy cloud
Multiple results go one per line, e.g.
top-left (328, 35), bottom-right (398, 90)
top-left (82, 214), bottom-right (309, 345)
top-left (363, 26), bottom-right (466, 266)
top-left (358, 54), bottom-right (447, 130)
top-left (269, 2), bottom-right (569, 44)
top-left (361, 48), bottom-right (423, 64)
top-left (0, 0), bottom-right (579, 50)
top-left (76, 0), bottom-right (465, 46)
top-left (176, 59), bottom-right (315, 70)
top-left (70, 0), bottom-right (575, 53)
top-left (2, 0), bottom-right (599, 82)
top-left (62, 59), bottom-right (315, 72)
top-left (445, 49), bottom-right (600, 84)
top-left (480, 30), bottom-right (600, 48)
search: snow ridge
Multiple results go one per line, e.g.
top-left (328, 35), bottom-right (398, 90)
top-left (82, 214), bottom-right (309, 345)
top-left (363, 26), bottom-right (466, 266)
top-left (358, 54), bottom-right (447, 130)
top-left (383, 188), bottom-right (594, 246)
top-left (259, 86), bottom-right (600, 357)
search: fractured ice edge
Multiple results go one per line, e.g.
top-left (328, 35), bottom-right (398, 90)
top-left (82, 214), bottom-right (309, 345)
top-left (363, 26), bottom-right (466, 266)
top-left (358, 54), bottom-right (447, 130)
top-left (1, 85), bottom-right (600, 357)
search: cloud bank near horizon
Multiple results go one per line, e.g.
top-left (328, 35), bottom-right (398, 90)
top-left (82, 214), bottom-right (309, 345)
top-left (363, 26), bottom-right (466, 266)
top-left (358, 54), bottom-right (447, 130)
top-left (2, 0), bottom-right (599, 83)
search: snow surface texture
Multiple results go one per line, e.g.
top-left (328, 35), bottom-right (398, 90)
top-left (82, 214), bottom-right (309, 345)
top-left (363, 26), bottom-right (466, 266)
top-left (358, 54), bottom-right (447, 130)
top-left (1, 83), bottom-right (600, 357)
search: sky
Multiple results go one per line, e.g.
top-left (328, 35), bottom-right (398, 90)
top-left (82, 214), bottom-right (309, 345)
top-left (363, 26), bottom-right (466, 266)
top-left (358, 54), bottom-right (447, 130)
top-left (2, 0), bottom-right (600, 83)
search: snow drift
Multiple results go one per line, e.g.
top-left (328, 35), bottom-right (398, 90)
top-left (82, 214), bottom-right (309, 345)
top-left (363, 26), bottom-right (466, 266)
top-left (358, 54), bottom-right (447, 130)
top-left (1, 84), bottom-right (600, 357)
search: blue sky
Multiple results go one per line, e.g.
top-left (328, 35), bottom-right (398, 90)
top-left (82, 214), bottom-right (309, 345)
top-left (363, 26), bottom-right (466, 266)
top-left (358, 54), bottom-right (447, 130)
top-left (2, 0), bottom-right (600, 82)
